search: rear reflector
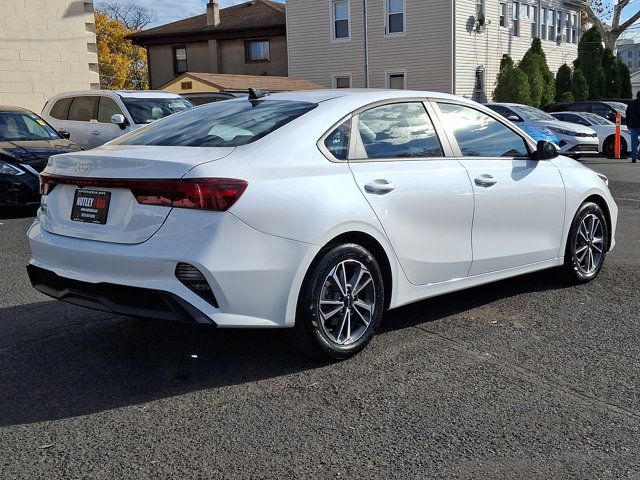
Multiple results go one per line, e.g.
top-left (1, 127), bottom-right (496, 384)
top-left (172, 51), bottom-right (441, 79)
top-left (40, 173), bottom-right (247, 212)
top-left (175, 263), bottom-right (219, 307)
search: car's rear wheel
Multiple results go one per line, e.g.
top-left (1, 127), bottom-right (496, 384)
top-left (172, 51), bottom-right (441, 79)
top-left (603, 135), bottom-right (627, 157)
top-left (290, 244), bottom-right (384, 361)
top-left (562, 202), bottom-right (609, 284)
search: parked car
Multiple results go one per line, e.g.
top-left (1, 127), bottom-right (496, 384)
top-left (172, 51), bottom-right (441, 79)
top-left (515, 124), bottom-right (560, 145)
top-left (543, 100), bottom-right (629, 125)
top-left (0, 106), bottom-right (80, 208)
top-left (27, 90), bottom-right (617, 360)
top-left (181, 92), bottom-right (248, 106)
top-left (550, 111), bottom-right (631, 157)
top-left (41, 91), bottom-right (193, 149)
top-left (486, 103), bottom-right (599, 158)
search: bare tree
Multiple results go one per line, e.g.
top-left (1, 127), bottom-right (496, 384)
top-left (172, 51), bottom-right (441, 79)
top-left (585, 0), bottom-right (640, 49)
top-left (96, 0), bottom-right (157, 30)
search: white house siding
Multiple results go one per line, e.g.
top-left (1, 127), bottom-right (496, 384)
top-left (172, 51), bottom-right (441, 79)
top-left (455, 0), bottom-right (581, 102)
top-left (287, 0), bottom-right (367, 88)
top-left (0, 0), bottom-right (99, 112)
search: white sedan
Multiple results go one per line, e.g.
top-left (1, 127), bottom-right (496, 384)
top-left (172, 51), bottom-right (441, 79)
top-left (27, 90), bottom-right (618, 360)
top-left (550, 111), bottom-right (632, 157)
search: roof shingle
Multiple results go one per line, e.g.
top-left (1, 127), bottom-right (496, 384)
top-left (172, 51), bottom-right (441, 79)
top-left (162, 72), bottom-right (323, 92)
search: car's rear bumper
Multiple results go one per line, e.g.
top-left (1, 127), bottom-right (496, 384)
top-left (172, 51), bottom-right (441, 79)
top-left (27, 209), bottom-right (319, 328)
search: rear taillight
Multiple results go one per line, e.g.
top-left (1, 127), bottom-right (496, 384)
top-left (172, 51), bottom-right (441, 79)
top-left (39, 173), bottom-right (247, 212)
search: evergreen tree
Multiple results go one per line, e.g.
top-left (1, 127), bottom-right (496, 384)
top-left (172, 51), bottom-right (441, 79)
top-left (618, 60), bottom-right (632, 98)
top-left (574, 26), bottom-right (606, 99)
top-left (602, 48), bottom-right (621, 98)
top-left (560, 91), bottom-right (574, 102)
top-left (555, 64), bottom-right (573, 102)
top-left (571, 68), bottom-right (589, 101)
top-left (519, 52), bottom-right (544, 107)
top-left (494, 67), bottom-right (532, 105)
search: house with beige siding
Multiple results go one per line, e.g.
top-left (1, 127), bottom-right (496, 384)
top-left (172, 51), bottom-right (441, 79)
top-left (0, 0), bottom-right (99, 111)
top-left (129, 0), bottom-right (288, 90)
top-left (287, 0), bottom-right (586, 101)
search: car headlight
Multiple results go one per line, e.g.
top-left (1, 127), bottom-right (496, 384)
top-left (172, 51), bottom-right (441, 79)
top-left (596, 173), bottom-right (609, 186)
top-left (0, 160), bottom-right (25, 176)
top-left (549, 127), bottom-right (578, 137)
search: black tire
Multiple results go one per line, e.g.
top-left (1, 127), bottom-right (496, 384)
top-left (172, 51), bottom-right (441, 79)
top-left (603, 135), bottom-right (628, 157)
top-left (289, 243), bottom-right (385, 361)
top-left (562, 202), bottom-right (609, 284)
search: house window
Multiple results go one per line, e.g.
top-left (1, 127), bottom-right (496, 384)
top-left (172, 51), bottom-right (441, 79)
top-left (629, 51), bottom-right (633, 59)
top-left (386, 0), bottom-right (405, 35)
top-left (387, 72), bottom-right (406, 89)
top-left (173, 46), bottom-right (187, 75)
top-left (181, 81), bottom-right (193, 90)
top-left (332, 0), bottom-right (350, 40)
top-left (556, 10), bottom-right (563, 40)
top-left (541, 7), bottom-right (547, 40)
top-left (333, 75), bottom-right (351, 88)
top-left (512, 2), bottom-right (520, 36)
top-left (245, 40), bottom-right (270, 62)
top-left (548, 10), bottom-right (555, 41)
top-left (499, 2), bottom-right (507, 28)
top-left (571, 13), bottom-right (578, 43)
top-left (531, 5), bottom-right (538, 38)
top-left (474, 66), bottom-right (486, 103)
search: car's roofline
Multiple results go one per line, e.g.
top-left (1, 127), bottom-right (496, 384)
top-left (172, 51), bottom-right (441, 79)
top-left (258, 89), bottom-right (475, 105)
top-left (47, 90), bottom-right (184, 99)
top-left (0, 105), bottom-right (32, 113)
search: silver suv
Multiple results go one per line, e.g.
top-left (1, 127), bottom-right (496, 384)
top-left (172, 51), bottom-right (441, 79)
top-left (41, 91), bottom-right (193, 149)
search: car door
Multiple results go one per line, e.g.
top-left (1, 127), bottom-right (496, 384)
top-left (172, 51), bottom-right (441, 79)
top-left (345, 101), bottom-right (474, 286)
top-left (432, 101), bottom-right (566, 276)
top-left (90, 96), bottom-right (128, 148)
top-left (66, 96), bottom-right (99, 149)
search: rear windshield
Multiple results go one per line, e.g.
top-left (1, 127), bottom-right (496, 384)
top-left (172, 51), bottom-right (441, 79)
top-left (120, 97), bottom-right (193, 125)
top-left (115, 100), bottom-right (318, 147)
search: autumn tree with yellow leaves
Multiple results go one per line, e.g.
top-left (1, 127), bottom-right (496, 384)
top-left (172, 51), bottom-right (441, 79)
top-left (95, 2), bottom-right (156, 90)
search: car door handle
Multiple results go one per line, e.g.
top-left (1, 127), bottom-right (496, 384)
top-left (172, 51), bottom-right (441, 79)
top-left (90, 130), bottom-right (101, 136)
top-left (474, 174), bottom-right (497, 188)
top-left (364, 179), bottom-right (396, 195)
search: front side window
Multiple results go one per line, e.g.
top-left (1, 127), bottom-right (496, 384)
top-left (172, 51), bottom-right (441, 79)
top-left (386, 0), bottom-right (405, 35)
top-left (0, 112), bottom-right (60, 141)
top-left (97, 96), bottom-right (124, 124)
top-left (246, 40), bottom-right (270, 62)
top-left (115, 100), bottom-right (317, 147)
top-left (499, 2), bottom-right (507, 28)
top-left (324, 118), bottom-right (351, 160)
top-left (437, 103), bottom-right (529, 158)
top-left (68, 96), bottom-right (98, 122)
top-left (173, 46), bottom-right (187, 74)
top-left (120, 97), bottom-right (193, 125)
top-left (356, 103), bottom-right (443, 159)
top-left (332, 0), bottom-right (350, 40)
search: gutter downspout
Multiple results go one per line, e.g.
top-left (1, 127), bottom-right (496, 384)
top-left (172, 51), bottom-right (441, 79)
top-left (363, 0), bottom-right (369, 88)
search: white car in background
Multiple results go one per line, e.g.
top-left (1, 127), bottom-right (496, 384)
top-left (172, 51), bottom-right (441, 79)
top-left (550, 111), bottom-right (632, 157)
top-left (486, 103), bottom-right (600, 158)
top-left (27, 90), bottom-right (617, 360)
top-left (41, 91), bottom-right (193, 149)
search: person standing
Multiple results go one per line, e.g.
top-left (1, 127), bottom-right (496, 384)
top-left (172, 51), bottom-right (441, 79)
top-left (626, 91), bottom-right (640, 163)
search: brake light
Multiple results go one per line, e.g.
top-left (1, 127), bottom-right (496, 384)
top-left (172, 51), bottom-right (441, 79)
top-left (39, 173), bottom-right (248, 211)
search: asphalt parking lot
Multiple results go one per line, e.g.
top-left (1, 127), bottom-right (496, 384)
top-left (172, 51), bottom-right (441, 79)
top-left (1, 158), bottom-right (639, 479)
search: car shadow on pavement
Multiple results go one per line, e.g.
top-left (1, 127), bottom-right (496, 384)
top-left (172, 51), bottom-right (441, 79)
top-left (0, 269), bottom-right (570, 427)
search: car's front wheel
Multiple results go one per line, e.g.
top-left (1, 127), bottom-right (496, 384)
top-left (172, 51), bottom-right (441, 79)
top-left (290, 243), bottom-right (384, 361)
top-left (562, 202), bottom-right (609, 284)
top-left (603, 135), bottom-right (628, 157)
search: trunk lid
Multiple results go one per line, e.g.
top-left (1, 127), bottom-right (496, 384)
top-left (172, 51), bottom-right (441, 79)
top-left (40, 145), bottom-right (235, 244)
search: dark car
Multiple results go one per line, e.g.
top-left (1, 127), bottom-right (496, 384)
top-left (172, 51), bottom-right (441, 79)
top-left (0, 106), bottom-right (80, 207)
top-left (543, 100), bottom-right (629, 125)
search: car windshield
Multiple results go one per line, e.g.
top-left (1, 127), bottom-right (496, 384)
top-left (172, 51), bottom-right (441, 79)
top-left (609, 102), bottom-right (628, 115)
top-left (582, 112), bottom-right (613, 125)
top-left (511, 105), bottom-right (556, 122)
top-left (115, 99), bottom-right (318, 147)
top-left (120, 97), bottom-right (194, 125)
top-left (0, 111), bottom-right (61, 141)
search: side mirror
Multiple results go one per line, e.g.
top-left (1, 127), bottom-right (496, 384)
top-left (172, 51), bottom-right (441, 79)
top-left (58, 130), bottom-right (71, 139)
top-left (507, 115), bottom-right (521, 122)
top-left (111, 114), bottom-right (127, 130)
top-left (535, 140), bottom-right (559, 160)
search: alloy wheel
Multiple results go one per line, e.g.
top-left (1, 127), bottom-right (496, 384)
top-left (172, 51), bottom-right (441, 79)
top-left (318, 260), bottom-right (376, 346)
top-left (575, 213), bottom-right (604, 275)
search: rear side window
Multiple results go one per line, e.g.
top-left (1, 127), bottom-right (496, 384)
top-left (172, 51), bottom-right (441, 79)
top-left (49, 98), bottom-right (73, 120)
top-left (356, 102), bottom-right (443, 159)
top-left (97, 96), bottom-right (124, 123)
top-left (324, 119), bottom-right (351, 160)
top-left (115, 100), bottom-right (318, 147)
top-left (68, 96), bottom-right (98, 122)
top-left (437, 103), bottom-right (529, 158)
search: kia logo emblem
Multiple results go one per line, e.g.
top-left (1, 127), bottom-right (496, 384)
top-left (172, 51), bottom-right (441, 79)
top-left (73, 162), bottom-right (91, 174)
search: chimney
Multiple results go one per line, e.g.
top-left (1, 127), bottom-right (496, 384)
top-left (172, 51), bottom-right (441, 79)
top-left (207, 0), bottom-right (220, 27)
